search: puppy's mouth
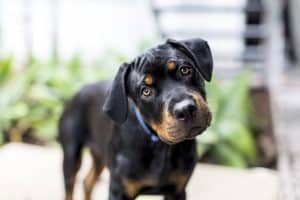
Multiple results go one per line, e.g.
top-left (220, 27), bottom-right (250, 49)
top-left (185, 126), bottom-right (208, 139)
top-left (150, 96), bottom-right (212, 145)
top-left (165, 125), bottom-right (208, 143)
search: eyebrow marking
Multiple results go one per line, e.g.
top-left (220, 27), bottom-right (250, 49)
top-left (144, 75), bottom-right (154, 85)
top-left (167, 60), bottom-right (176, 71)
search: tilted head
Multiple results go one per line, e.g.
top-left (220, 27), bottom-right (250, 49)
top-left (103, 38), bottom-right (213, 144)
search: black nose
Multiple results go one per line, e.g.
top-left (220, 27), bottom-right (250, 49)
top-left (173, 99), bottom-right (197, 121)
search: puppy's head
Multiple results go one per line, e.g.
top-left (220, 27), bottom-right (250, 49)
top-left (103, 38), bottom-right (213, 144)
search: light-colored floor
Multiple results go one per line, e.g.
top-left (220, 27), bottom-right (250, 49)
top-left (0, 143), bottom-right (280, 200)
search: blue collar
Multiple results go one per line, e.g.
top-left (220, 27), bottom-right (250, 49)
top-left (134, 107), bottom-right (160, 142)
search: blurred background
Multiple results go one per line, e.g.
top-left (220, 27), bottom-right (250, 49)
top-left (0, 0), bottom-right (299, 199)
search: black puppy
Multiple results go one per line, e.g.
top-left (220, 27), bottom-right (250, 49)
top-left (59, 38), bottom-right (213, 200)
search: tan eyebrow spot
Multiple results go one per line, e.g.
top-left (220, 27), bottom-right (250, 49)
top-left (167, 61), bottom-right (176, 71)
top-left (144, 75), bottom-right (154, 85)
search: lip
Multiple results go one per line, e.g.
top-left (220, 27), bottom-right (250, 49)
top-left (162, 136), bottom-right (183, 145)
top-left (166, 127), bottom-right (182, 137)
top-left (187, 126), bottom-right (207, 138)
top-left (165, 126), bottom-right (206, 143)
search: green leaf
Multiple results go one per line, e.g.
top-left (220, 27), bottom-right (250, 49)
top-left (217, 71), bottom-right (252, 125)
top-left (0, 131), bottom-right (3, 145)
top-left (199, 71), bottom-right (261, 168)
top-left (0, 56), bottom-right (13, 85)
top-left (32, 118), bottom-right (58, 140)
top-left (197, 143), bottom-right (209, 158)
top-left (67, 55), bottom-right (82, 75)
top-left (10, 102), bottom-right (29, 119)
top-left (197, 128), bottom-right (219, 145)
top-left (212, 143), bottom-right (247, 168)
top-left (206, 79), bottom-right (223, 123)
top-left (217, 120), bottom-right (258, 164)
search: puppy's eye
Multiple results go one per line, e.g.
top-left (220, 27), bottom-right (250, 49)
top-left (180, 66), bottom-right (193, 76)
top-left (141, 86), bottom-right (152, 97)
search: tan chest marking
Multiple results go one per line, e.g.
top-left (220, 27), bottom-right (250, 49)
top-left (123, 171), bottom-right (190, 197)
top-left (168, 171), bottom-right (190, 192)
top-left (123, 178), bottom-right (158, 198)
top-left (150, 105), bottom-right (179, 143)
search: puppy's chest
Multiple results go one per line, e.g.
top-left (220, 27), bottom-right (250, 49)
top-left (117, 143), bottom-right (196, 196)
top-left (147, 147), bottom-right (191, 188)
top-left (122, 168), bottom-right (189, 197)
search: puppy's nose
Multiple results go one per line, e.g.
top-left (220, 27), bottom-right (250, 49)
top-left (173, 99), bottom-right (197, 121)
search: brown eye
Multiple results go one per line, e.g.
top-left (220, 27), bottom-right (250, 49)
top-left (141, 87), bottom-right (152, 96)
top-left (180, 66), bottom-right (193, 76)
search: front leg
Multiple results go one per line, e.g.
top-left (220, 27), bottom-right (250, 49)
top-left (109, 177), bottom-right (133, 200)
top-left (164, 191), bottom-right (186, 200)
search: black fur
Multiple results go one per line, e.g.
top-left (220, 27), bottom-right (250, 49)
top-left (103, 63), bottom-right (131, 124)
top-left (59, 38), bottom-right (213, 200)
top-left (167, 38), bottom-right (213, 81)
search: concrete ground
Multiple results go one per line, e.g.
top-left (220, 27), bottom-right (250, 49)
top-left (270, 70), bottom-right (300, 199)
top-left (0, 143), bottom-right (281, 200)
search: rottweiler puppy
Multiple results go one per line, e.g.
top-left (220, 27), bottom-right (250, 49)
top-left (59, 38), bottom-right (213, 200)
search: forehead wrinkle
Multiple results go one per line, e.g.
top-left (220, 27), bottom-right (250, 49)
top-left (133, 55), bottom-right (148, 72)
top-left (142, 50), bottom-right (169, 75)
top-left (128, 70), bottom-right (143, 98)
top-left (145, 45), bottom-right (172, 63)
top-left (135, 44), bottom-right (192, 80)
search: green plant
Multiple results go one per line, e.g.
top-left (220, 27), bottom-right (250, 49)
top-left (0, 49), bottom-right (260, 169)
top-left (197, 71), bottom-right (259, 168)
top-left (0, 51), bottom-right (127, 145)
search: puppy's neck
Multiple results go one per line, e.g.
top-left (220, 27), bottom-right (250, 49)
top-left (133, 107), bottom-right (160, 142)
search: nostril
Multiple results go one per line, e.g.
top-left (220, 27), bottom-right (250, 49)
top-left (174, 109), bottom-right (186, 121)
top-left (173, 100), bottom-right (197, 121)
top-left (187, 104), bottom-right (197, 117)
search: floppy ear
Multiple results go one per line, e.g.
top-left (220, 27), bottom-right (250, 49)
top-left (103, 63), bottom-right (131, 124)
top-left (167, 38), bottom-right (213, 81)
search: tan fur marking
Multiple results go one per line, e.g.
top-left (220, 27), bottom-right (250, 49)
top-left (150, 122), bottom-right (169, 142)
top-left (150, 106), bottom-right (179, 144)
top-left (189, 92), bottom-right (206, 107)
top-left (168, 172), bottom-right (190, 192)
top-left (167, 61), bottom-right (176, 71)
top-left (84, 162), bottom-right (105, 200)
top-left (65, 157), bottom-right (82, 200)
top-left (136, 108), bottom-right (171, 143)
top-left (65, 175), bottom-right (75, 200)
top-left (150, 91), bottom-right (211, 144)
top-left (123, 178), bottom-right (158, 198)
top-left (189, 92), bottom-right (212, 124)
top-left (144, 75), bottom-right (154, 86)
top-left (65, 193), bottom-right (73, 200)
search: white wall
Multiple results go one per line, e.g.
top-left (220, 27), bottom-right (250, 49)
top-left (0, 0), bottom-right (157, 62)
top-left (0, 0), bottom-right (248, 68)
